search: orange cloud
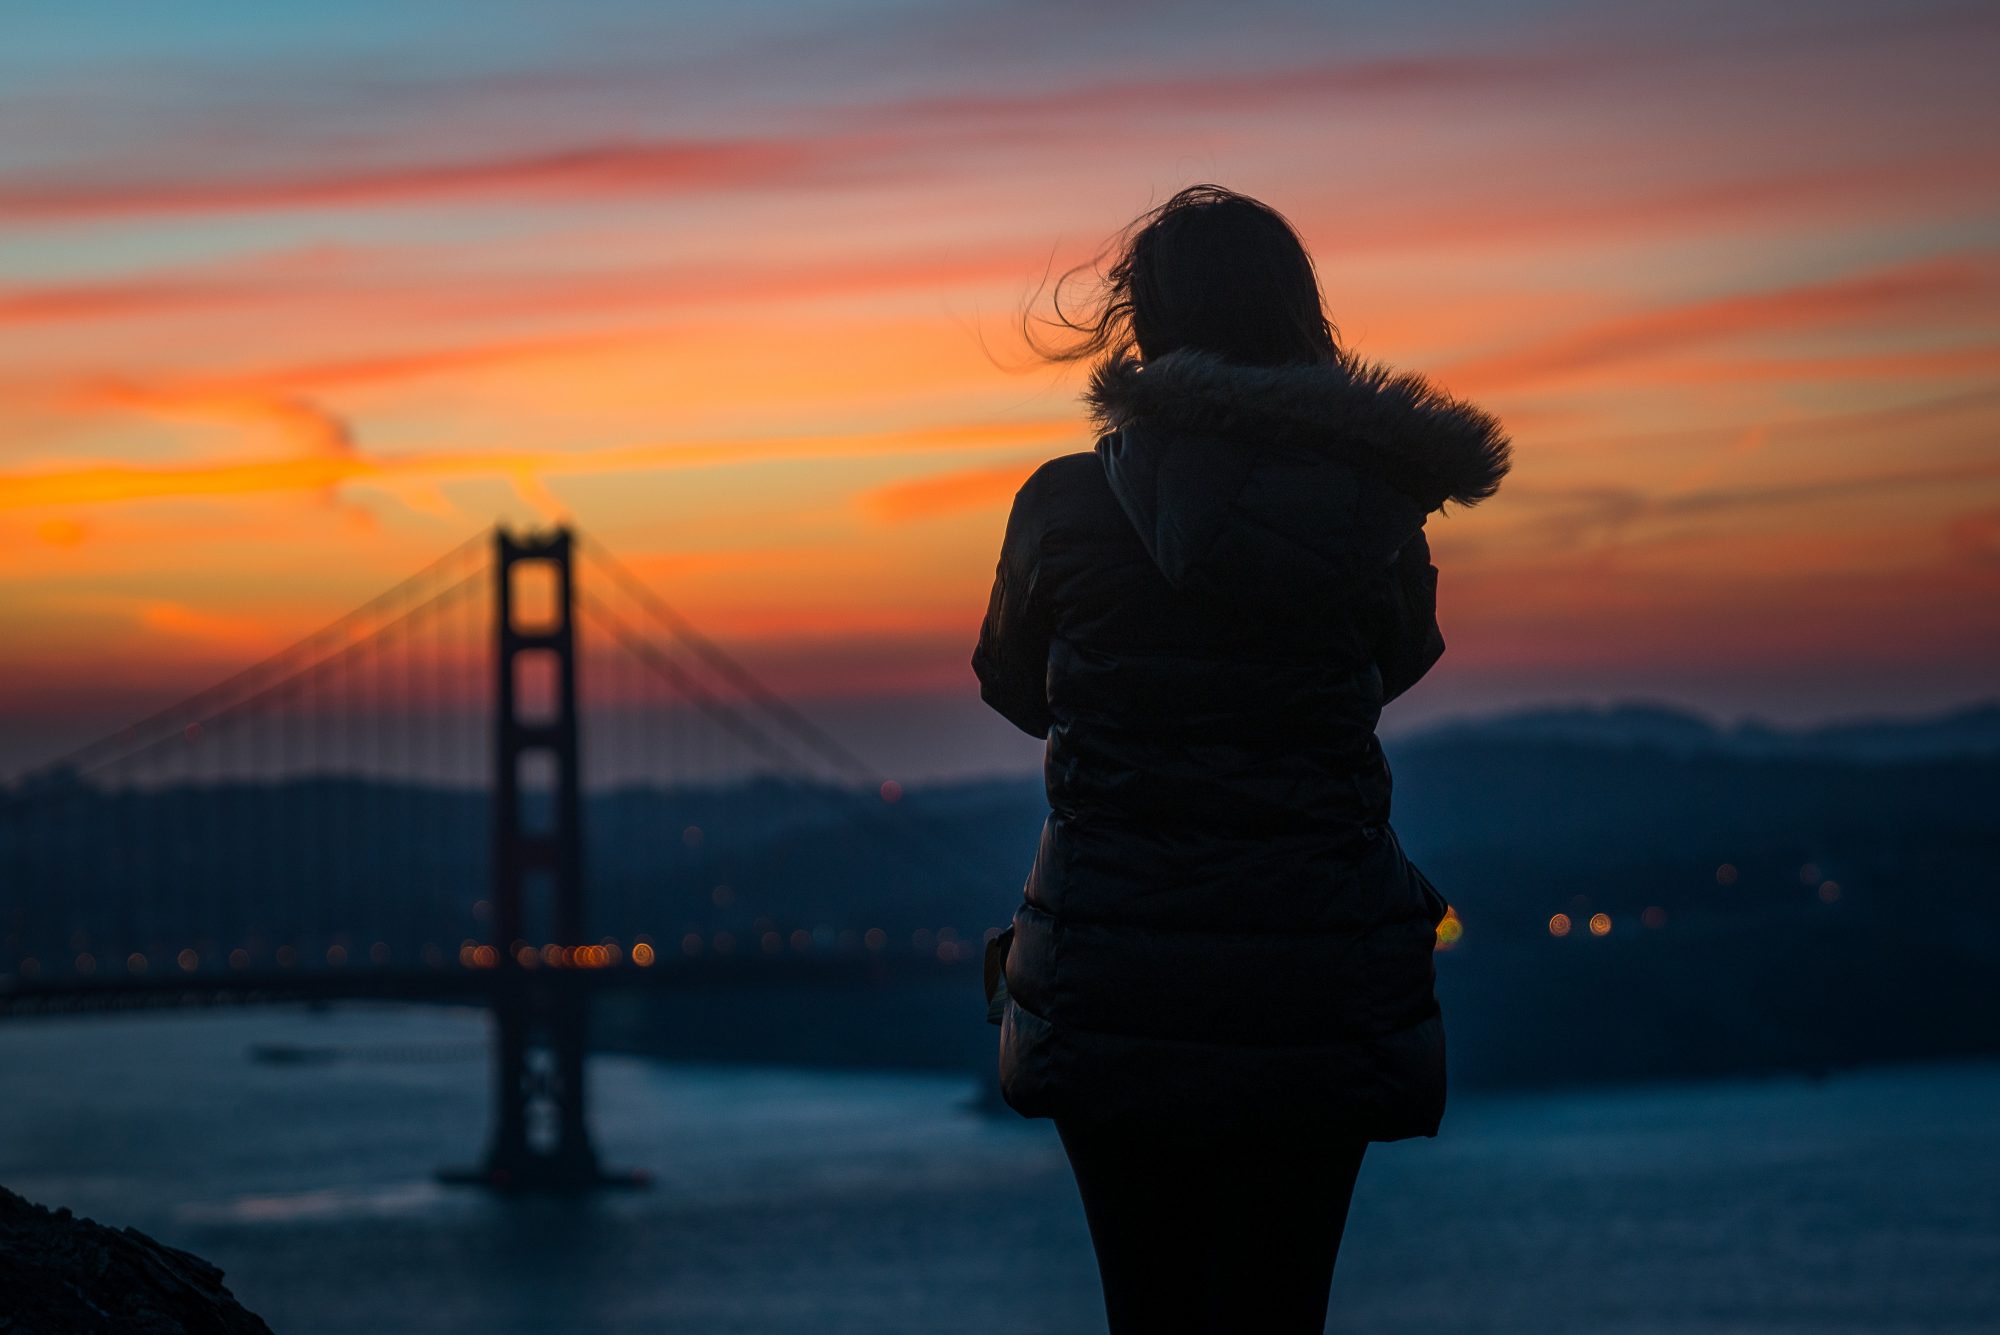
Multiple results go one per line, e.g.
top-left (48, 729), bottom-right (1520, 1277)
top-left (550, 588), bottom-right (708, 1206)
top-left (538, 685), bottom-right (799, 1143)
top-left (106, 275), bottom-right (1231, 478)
top-left (1444, 255), bottom-right (1999, 392)
top-left (858, 459), bottom-right (1045, 523)
top-left (85, 381), bottom-right (354, 457)
top-left (0, 416), bottom-right (1078, 513)
top-left (34, 518), bottom-right (89, 547)
top-left (1504, 455), bottom-right (2000, 555)
top-left (866, 51), bottom-right (1573, 127)
top-left (3, 452), bottom-right (368, 511)
top-left (0, 136), bottom-right (836, 223)
top-left (1631, 345), bottom-right (2000, 387)
top-left (138, 600), bottom-right (276, 653)
top-left (0, 276), bottom-right (269, 325)
top-left (0, 241), bottom-right (1039, 333)
top-left (1306, 154), bottom-right (2000, 258)
top-left (1946, 507), bottom-right (2000, 568)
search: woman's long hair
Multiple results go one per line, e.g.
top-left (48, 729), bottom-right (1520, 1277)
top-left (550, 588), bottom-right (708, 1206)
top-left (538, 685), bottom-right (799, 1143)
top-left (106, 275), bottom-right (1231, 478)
top-left (1025, 184), bottom-right (1339, 368)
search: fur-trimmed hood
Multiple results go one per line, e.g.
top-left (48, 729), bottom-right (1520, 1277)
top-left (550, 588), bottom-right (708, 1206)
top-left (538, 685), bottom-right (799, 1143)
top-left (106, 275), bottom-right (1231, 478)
top-left (1087, 349), bottom-right (1510, 510)
top-left (1087, 349), bottom-right (1510, 618)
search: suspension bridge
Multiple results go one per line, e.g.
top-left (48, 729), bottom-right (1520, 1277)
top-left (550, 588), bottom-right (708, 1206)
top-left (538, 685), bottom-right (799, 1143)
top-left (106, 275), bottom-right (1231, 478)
top-left (0, 526), bottom-right (994, 1190)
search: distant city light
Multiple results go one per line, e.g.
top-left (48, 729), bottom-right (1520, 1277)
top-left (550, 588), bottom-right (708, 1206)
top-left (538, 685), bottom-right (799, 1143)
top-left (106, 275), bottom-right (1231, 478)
top-left (681, 824), bottom-right (703, 849)
top-left (472, 945), bottom-right (498, 968)
top-left (682, 932), bottom-right (703, 957)
top-left (1434, 907), bottom-right (1464, 952)
top-left (327, 944), bottom-right (347, 965)
top-left (370, 941), bottom-right (390, 965)
top-left (1798, 862), bottom-right (1821, 885)
top-left (1548, 913), bottom-right (1572, 938)
top-left (177, 949), bottom-right (199, 972)
top-left (1589, 913), bottom-right (1612, 936)
top-left (711, 884), bottom-right (734, 906)
top-left (880, 779), bottom-right (903, 803)
top-left (865, 928), bottom-right (886, 950)
top-left (789, 928), bottom-right (812, 952)
top-left (761, 931), bottom-right (782, 953)
top-left (1716, 863), bottom-right (1739, 886)
top-left (1818, 880), bottom-right (1841, 903)
top-left (127, 953), bottom-right (148, 974)
top-left (74, 953), bottom-right (95, 975)
top-left (229, 948), bottom-right (251, 969)
top-left (1641, 906), bottom-right (1667, 929)
top-left (631, 942), bottom-right (656, 966)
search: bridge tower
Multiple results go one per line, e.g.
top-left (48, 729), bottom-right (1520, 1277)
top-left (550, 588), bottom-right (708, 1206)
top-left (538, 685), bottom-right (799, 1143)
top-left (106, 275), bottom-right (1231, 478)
top-left (449, 524), bottom-right (627, 1191)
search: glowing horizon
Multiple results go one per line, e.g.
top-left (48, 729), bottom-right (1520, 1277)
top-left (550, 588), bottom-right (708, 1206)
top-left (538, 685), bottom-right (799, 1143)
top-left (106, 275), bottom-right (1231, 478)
top-left (4, 1), bottom-right (1996, 776)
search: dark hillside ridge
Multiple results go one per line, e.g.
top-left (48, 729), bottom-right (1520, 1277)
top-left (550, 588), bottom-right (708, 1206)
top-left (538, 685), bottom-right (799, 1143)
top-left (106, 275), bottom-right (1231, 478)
top-left (1402, 698), bottom-right (2000, 761)
top-left (600, 727), bottom-right (2000, 1094)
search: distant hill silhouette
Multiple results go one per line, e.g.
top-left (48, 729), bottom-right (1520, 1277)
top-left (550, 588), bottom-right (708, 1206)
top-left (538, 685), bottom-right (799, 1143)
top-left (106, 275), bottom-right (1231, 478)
top-left (599, 702), bottom-right (2000, 1092)
top-left (1404, 698), bottom-right (2000, 761)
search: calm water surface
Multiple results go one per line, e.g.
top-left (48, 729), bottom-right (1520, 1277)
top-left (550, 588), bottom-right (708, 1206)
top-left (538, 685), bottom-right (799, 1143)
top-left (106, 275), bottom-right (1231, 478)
top-left (1, 1005), bottom-right (1994, 1334)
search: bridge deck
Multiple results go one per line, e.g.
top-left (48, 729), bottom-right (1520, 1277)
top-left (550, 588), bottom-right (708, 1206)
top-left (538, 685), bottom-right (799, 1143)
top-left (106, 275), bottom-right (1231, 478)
top-left (0, 954), bottom-right (978, 1017)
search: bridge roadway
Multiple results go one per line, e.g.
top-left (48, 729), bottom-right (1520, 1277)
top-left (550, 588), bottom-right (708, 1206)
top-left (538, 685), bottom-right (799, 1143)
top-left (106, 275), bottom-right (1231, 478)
top-left (0, 951), bottom-right (981, 1019)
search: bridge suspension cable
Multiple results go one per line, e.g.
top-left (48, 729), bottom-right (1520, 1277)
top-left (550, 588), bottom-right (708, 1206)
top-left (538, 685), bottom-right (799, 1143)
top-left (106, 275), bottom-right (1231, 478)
top-left (574, 589), bottom-right (994, 901)
top-left (6, 531), bottom-right (487, 790)
top-left (577, 534), bottom-right (884, 788)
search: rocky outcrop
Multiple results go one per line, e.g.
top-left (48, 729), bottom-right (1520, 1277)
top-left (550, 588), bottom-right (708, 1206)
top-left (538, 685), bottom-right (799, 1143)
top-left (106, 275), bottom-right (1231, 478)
top-left (0, 1185), bottom-right (271, 1334)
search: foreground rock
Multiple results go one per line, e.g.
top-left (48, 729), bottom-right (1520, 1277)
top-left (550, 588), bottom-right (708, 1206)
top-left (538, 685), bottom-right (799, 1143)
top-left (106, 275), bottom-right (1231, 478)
top-left (0, 1185), bottom-right (271, 1334)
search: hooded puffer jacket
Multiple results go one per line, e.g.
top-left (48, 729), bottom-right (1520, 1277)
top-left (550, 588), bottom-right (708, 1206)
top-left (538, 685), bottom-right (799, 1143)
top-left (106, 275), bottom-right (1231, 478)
top-left (973, 348), bottom-right (1510, 1140)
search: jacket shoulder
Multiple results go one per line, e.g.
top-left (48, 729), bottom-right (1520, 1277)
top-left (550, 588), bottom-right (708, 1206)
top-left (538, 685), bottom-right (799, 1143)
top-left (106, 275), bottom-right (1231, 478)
top-left (1004, 451), bottom-right (1111, 548)
top-left (1017, 450), bottom-right (1103, 504)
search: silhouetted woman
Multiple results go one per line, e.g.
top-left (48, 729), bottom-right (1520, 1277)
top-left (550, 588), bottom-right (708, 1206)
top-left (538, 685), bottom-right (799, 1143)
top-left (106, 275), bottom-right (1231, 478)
top-left (974, 185), bottom-right (1510, 1333)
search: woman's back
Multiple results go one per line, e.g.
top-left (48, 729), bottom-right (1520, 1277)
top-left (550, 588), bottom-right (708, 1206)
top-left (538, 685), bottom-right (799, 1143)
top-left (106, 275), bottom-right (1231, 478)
top-left (975, 347), bottom-right (1507, 1138)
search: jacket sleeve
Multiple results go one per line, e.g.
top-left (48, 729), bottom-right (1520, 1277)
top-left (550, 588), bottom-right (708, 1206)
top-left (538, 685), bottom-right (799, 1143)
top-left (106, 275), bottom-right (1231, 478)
top-left (1377, 529), bottom-right (1445, 705)
top-left (972, 474), bottom-right (1056, 739)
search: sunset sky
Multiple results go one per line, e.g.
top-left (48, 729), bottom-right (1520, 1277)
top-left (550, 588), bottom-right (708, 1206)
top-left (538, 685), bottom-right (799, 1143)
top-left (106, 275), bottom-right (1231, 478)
top-left (3, 1), bottom-right (1996, 778)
